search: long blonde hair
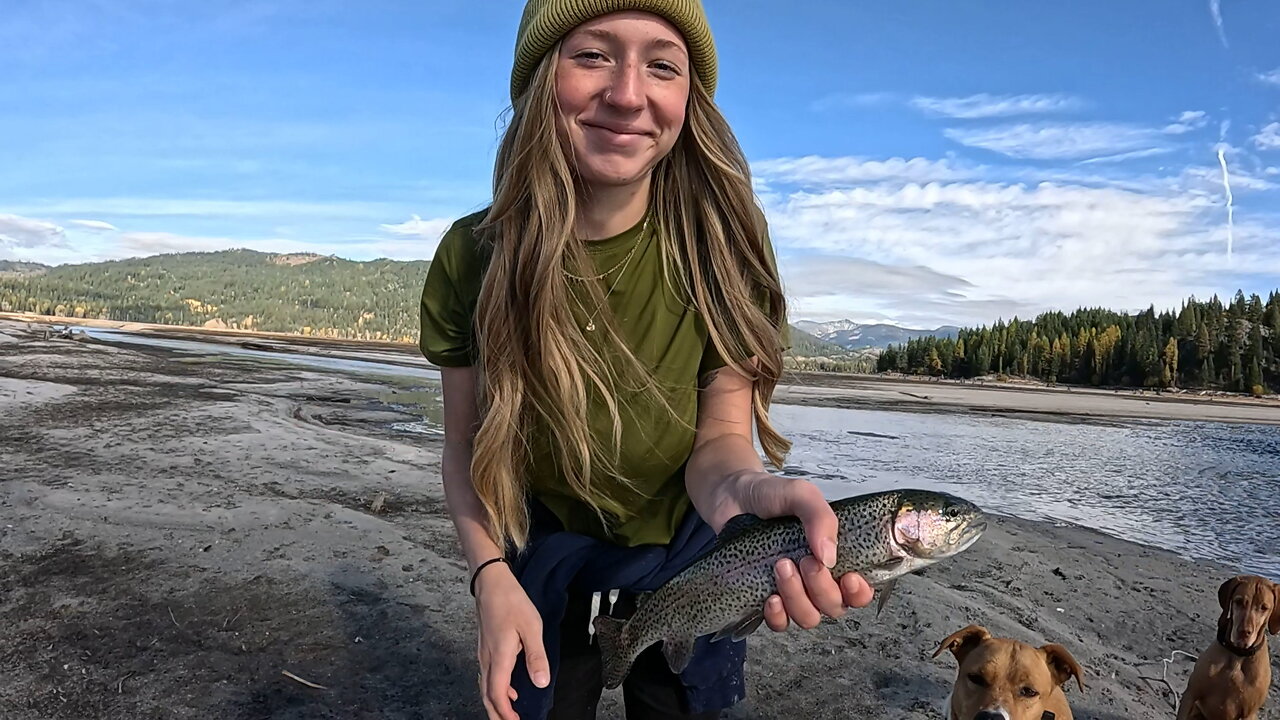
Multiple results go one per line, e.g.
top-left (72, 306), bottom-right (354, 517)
top-left (470, 44), bottom-right (789, 550)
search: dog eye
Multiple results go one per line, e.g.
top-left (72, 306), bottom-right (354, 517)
top-left (966, 673), bottom-right (988, 687)
top-left (1019, 686), bottom-right (1040, 698)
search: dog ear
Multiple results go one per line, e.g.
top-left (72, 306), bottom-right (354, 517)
top-left (1270, 583), bottom-right (1280, 636)
top-left (1218, 576), bottom-right (1242, 610)
top-left (1041, 643), bottom-right (1086, 693)
top-left (932, 625), bottom-right (990, 665)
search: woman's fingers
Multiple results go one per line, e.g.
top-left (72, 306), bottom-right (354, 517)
top-left (764, 594), bottom-right (788, 631)
top-left (772, 557), bottom-right (822, 629)
top-left (485, 642), bottom-right (521, 720)
top-left (839, 572), bottom-right (875, 608)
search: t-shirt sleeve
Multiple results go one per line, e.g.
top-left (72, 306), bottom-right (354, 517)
top-left (699, 219), bottom-right (791, 375)
top-left (418, 217), bottom-right (483, 367)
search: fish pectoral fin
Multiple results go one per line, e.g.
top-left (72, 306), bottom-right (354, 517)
top-left (661, 634), bottom-right (697, 675)
top-left (874, 579), bottom-right (897, 617)
top-left (715, 513), bottom-right (765, 547)
top-left (710, 609), bottom-right (765, 643)
top-left (870, 557), bottom-right (906, 571)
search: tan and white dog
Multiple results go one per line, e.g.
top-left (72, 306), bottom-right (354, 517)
top-left (933, 624), bottom-right (1086, 720)
top-left (1177, 574), bottom-right (1279, 720)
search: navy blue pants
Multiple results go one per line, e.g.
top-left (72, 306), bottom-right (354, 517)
top-left (548, 590), bottom-right (720, 720)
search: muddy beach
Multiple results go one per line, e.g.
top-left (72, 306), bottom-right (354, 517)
top-left (1, 320), bottom-right (1277, 719)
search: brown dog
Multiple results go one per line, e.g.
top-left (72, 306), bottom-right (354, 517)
top-left (1177, 574), bottom-right (1279, 720)
top-left (933, 625), bottom-right (1086, 720)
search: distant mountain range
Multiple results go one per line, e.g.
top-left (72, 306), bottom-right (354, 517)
top-left (2, 252), bottom-right (958, 353)
top-left (793, 319), bottom-right (961, 350)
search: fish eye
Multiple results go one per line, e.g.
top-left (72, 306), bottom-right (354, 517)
top-left (1019, 686), bottom-right (1039, 698)
top-left (943, 504), bottom-right (961, 519)
top-left (966, 673), bottom-right (987, 687)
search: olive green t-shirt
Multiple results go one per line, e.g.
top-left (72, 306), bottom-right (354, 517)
top-left (418, 208), bottom-right (786, 547)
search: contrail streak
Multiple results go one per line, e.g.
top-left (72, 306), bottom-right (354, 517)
top-left (1216, 146), bottom-right (1234, 263)
top-left (1209, 0), bottom-right (1228, 47)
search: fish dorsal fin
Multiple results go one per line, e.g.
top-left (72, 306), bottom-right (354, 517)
top-left (716, 513), bottom-right (764, 546)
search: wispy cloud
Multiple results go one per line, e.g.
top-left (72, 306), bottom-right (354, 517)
top-left (1208, 0), bottom-right (1228, 47)
top-left (944, 122), bottom-right (1165, 160)
top-left (68, 219), bottom-right (119, 232)
top-left (378, 214), bottom-right (453, 257)
top-left (1255, 67), bottom-right (1280, 86)
top-left (113, 230), bottom-right (436, 262)
top-left (751, 156), bottom-right (981, 187)
top-left (0, 213), bottom-right (67, 250)
top-left (1254, 122), bottom-right (1280, 151)
top-left (1077, 148), bottom-right (1175, 165)
top-left (909, 93), bottom-right (1081, 119)
top-left (1163, 110), bottom-right (1209, 134)
top-left (809, 92), bottom-right (899, 112)
top-left (8, 197), bottom-right (401, 221)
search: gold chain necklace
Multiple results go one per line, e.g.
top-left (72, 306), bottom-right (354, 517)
top-left (563, 214), bottom-right (649, 282)
top-left (574, 215), bottom-right (648, 332)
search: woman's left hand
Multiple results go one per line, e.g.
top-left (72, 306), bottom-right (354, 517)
top-left (718, 472), bottom-right (876, 632)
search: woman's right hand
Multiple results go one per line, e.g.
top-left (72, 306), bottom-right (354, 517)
top-left (474, 562), bottom-right (551, 720)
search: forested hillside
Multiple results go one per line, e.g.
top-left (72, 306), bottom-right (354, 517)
top-left (877, 291), bottom-right (1280, 394)
top-left (0, 250), bottom-right (428, 342)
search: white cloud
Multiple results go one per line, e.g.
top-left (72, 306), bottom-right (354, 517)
top-left (108, 231), bottom-right (437, 262)
top-left (810, 92), bottom-right (899, 112)
top-left (1253, 122), bottom-right (1280, 151)
top-left (1077, 147), bottom-right (1175, 165)
top-left (751, 156), bottom-right (980, 187)
top-left (1162, 110), bottom-right (1209, 134)
top-left (754, 158), bottom-right (1279, 328)
top-left (68, 219), bottom-right (119, 231)
top-left (910, 93), bottom-right (1081, 119)
top-left (378, 214), bottom-right (452, 258)
top-left (0, 213), bottom-right (67, 250)
top-left (944, 122), bottom-right (1165, 160)
top-left (1258, 67), bottom-right (1280, 86)
top-left (7, 197), bottom-right (400, 220)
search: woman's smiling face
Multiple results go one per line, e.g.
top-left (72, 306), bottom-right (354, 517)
top-left (554, 11), bottom-right (691, 191)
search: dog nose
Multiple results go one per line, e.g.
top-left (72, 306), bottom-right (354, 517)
top-left (973, 712), bottom-right (1006, 720)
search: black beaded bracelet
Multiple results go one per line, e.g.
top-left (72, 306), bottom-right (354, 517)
top-left (469, 557), bottom-right (508, 597)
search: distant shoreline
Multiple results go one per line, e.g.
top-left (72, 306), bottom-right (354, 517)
top-left (6, 311), bottom-right (1279, 426)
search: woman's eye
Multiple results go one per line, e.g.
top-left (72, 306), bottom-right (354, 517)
top-left (651, 61), bottom-right (680, 75)
top-left (575, 51), bottom-right (606, 63)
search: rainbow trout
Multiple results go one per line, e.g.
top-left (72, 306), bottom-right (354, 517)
top-left (592, 488), bottom-right (986, 689)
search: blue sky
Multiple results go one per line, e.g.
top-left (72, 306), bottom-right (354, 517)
top-left (3, 0), bottom-right (1280, 328)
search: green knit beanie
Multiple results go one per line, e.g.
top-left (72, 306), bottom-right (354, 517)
top-left (510, 0), bottom-right (717, 102)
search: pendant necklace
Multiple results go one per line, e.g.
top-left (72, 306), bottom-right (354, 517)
top-left (569, 214), bottom-right (648, 332)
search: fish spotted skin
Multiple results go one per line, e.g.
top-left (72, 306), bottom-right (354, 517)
top-left (592, 488), bottom-right (986, 689)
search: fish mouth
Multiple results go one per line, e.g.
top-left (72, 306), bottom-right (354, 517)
top-left (950, 519), bottom-right (987, 554)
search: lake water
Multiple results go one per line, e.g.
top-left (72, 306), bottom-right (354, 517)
top-left (79, 327), bottom-right (1280, 578)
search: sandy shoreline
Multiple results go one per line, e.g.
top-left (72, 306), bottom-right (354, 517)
top-left (6, 312), bottom-right (1278, 427)
top-left (1, 320), bottom-right (1277, 719)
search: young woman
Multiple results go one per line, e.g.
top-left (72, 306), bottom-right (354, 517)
top-left (419, 2), bottom-right (875, 718)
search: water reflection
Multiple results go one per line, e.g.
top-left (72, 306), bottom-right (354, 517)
top-left (770, 404), bottom-right (1280, 577)
top-left (78, 327), bottom-right (1279, 576)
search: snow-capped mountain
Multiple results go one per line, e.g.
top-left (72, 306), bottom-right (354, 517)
top-left (793, 319), bottom-right (961, 350)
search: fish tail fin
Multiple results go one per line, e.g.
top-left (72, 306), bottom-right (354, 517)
top-left (593, 615), bottom-right (632, 690)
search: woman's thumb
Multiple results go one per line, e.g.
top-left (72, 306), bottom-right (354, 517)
top-left (521, 625), bottom-right (551, 688)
